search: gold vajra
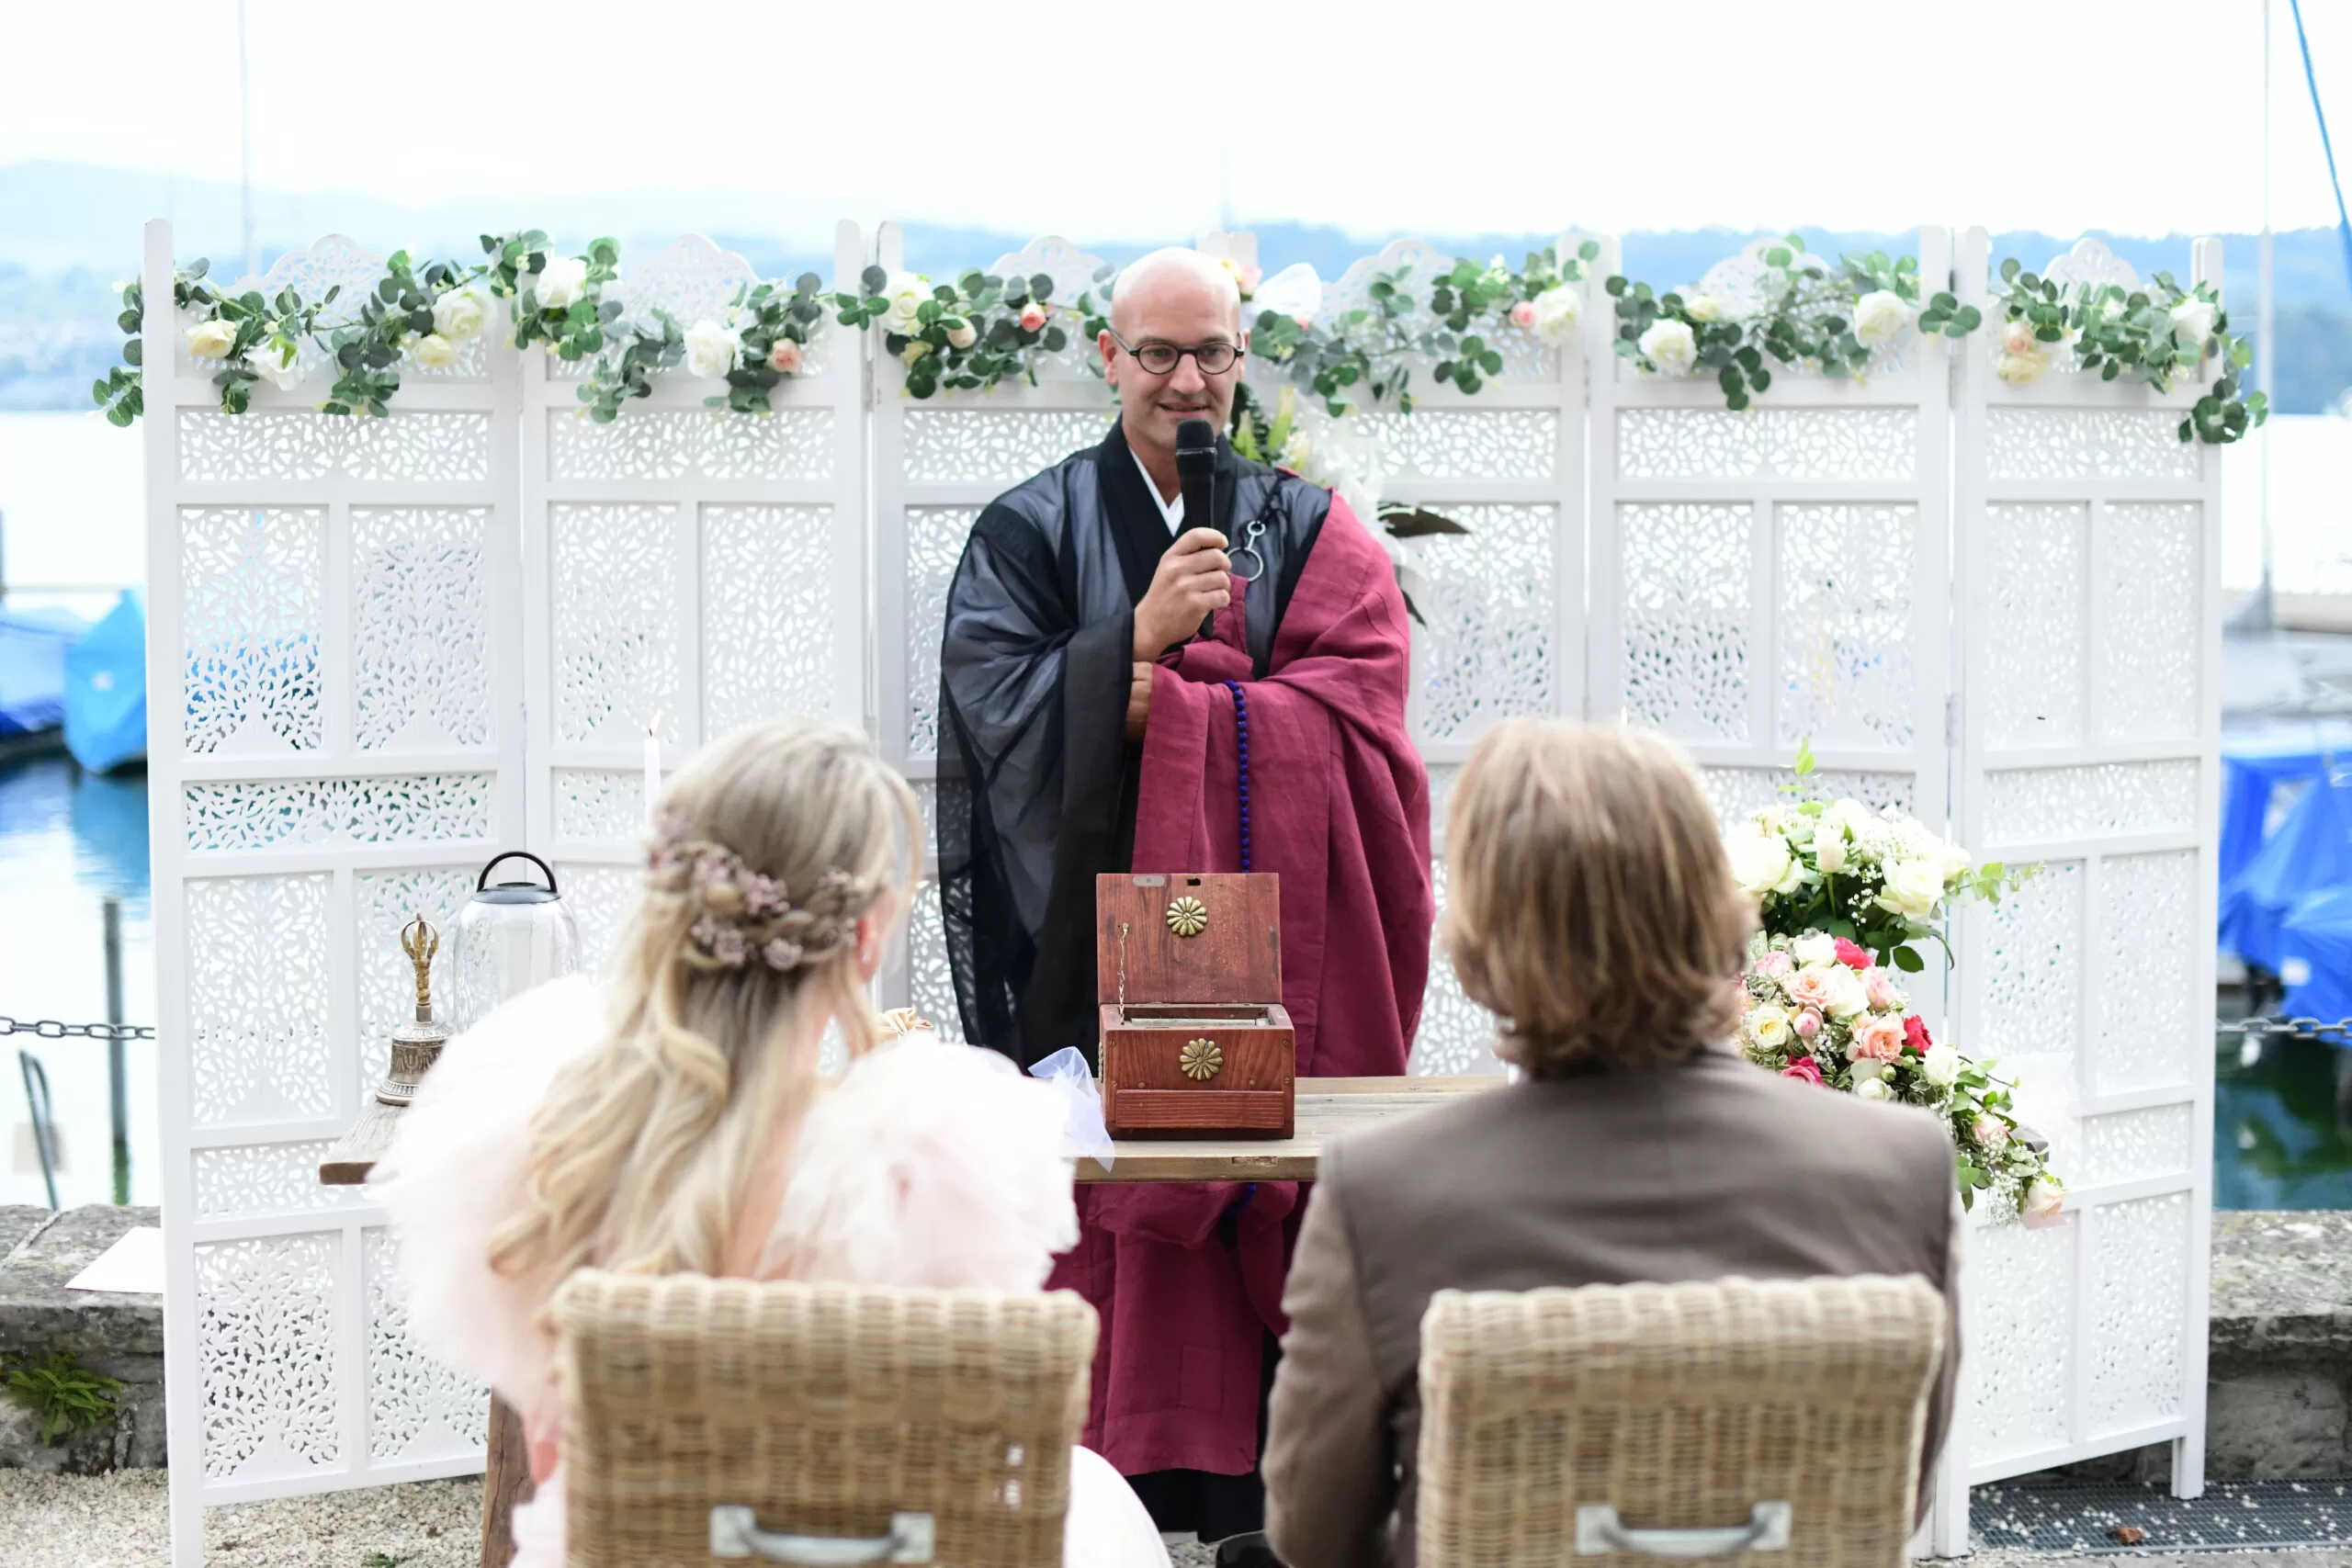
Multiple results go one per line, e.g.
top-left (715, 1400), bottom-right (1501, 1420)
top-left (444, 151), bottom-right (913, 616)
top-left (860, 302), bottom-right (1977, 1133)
top-left (1180, 1038), bottom-right (1224, 1081)
top-left (1165, 897), bottom-right (1208, 939)
top-left (400, 914), bottom-right (438, 1024)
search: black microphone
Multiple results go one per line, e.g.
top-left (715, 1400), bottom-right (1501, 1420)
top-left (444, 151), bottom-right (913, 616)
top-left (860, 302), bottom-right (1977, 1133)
top-left (1175, 417), bottom-right (1218, 640)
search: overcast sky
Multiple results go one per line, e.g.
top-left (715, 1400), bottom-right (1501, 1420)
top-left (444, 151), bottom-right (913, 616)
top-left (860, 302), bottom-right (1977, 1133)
top-left (2, 0), bottom-right (2346, 242)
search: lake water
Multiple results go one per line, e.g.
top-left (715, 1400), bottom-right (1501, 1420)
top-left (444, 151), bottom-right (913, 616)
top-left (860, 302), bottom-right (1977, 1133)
top-left (0, 408), bottom-right (2346, 1210)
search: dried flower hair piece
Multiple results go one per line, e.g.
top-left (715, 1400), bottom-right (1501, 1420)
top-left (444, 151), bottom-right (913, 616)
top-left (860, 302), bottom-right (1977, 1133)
top-left (644, 809), bottom-right (861, 974)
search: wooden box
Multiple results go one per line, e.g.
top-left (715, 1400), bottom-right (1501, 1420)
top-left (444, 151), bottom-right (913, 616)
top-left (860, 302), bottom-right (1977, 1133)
top-left (1096, 873), bottom-right (1295, 1139)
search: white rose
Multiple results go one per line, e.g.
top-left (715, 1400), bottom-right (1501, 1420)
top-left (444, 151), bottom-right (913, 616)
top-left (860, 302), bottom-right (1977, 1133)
top-left (684, 319), bottom-right (742, 380)
top-left (432, 288), bottom-right (487, 343)
top-left (1792, 932), bottom-right (1838, 967)
top-left (411, 332), bottom-right (459, 369)
top-left (1851, 288), bottom-right (1914, 347)
top-left (185, 319), bottom-right (237, 359)
top-left (1814, 824), bottom-right (1849, 874)
top-left (1873, 860), bottom-right (1945, 920)
top-left (1820, 964), bottom-right (1869, 1020)
top-left (1683, 293), bottom-right (1724, 323)
top-left (1746, 1004), bottom-right (1792, 1049)
top-left (2021, 1177), bottom-right (2067, 1229)
top-left (1854, 1077), bottom-right (1893, 1102)
top-left (2001, 320), bottom-right (2038, 355)
top-left (1636, 317), bottom-right (1697, 375)
top-left (1726, 824), bottom-right (1804, 896)
top-left (1921, 1042), bottom-right (1962, 1089)
top-left (1849, 1059), bottom-right (1888, 1083)
top-left (944, 319), bottom-right (978, 350)
top-left (243, 342), bottom-right (305, 391)
top-left (2169, 298), bottom-right (2218, 350)
top-left (899, 339), bottom-right (933, 366)
top-left (881, 271), bottom-right (931, 336)
top-left (534, 254), bottom-right (590, 312)
top-left (1528, 285), bottom-right (1581, 345)
top-left (1996, 349), bottom-right (2049, 386)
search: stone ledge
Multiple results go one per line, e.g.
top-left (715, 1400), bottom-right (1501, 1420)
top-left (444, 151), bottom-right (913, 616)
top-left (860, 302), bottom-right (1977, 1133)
top-left (2211, 1211), bottom-right (2352, 1359)
top-left (0, 1204), bottom-right (164, 1472)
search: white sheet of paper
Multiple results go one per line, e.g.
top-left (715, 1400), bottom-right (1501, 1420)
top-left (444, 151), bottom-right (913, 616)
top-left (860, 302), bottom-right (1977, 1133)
top-left (64, 1225), bottom-right (164, 1295)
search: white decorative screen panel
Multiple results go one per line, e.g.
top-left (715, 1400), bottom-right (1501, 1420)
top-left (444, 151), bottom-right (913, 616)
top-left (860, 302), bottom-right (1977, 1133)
top-left (1949, 230), bottom-right (2218, 1497)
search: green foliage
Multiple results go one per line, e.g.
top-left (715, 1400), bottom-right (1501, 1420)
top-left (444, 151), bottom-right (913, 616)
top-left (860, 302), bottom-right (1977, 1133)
top-left (1990, 259), bottom-right (2268, 445)
top-left (832, 265), bottom-right (1076, 399)
top-left (695, 273), bottom-right (827, 415)
top-left (1250, 241), bottom-right (1599, 416)
top-left (5, 1352), bottom-right (122, 1445)
top-left (1607, 238), bottom-right (1977, 412)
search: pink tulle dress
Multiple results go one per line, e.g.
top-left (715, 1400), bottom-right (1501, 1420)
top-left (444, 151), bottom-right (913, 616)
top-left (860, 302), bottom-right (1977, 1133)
top-left (374, 976), bottom-right (1168, 1568)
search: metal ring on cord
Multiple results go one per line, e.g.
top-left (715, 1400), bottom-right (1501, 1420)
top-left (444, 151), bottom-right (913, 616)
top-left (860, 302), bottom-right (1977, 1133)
top-left (1227, 519), bottom-right (1268, 582)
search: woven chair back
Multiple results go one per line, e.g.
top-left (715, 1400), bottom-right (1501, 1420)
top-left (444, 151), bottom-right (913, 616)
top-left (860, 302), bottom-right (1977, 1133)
top-left (1417, 1274), bottom-right (1945, 1568)
top-left (554, 1270), bottom-right (1099, 1567)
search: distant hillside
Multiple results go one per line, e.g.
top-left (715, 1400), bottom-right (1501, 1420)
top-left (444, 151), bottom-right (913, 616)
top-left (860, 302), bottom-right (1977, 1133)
top-left (6, 160), bottom-right (2348, 412)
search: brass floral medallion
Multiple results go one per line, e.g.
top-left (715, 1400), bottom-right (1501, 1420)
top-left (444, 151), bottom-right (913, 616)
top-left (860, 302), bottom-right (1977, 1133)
top-left (1180, 1038), bottom-right (1224, 1081)
top-left (1165, 897), bottom-right (1209, 938)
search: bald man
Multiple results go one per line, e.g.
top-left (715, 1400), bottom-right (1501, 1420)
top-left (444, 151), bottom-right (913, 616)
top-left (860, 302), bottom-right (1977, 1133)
top-left (935, 249), bottom-right (1433, 1554)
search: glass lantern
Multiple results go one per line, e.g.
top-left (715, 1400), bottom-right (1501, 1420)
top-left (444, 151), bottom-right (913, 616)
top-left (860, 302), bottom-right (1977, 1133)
top-left (450, 852), bottom-right (582, 1030)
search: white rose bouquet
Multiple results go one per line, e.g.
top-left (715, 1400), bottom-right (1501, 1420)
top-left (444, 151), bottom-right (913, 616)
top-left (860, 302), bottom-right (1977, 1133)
top-left (1737, 931), bottom-right (2061, 1219)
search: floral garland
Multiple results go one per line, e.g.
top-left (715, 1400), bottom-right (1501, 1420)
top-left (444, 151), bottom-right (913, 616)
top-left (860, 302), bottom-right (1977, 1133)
top-left (1606, 240), bottom-right (1980, 410)
top-left (1249, 242), bottom-right (1599, 415)
top-left (826, 264), bottom-right (1092, 399)
top-left (1986, 259), bottom-right (2267, 444)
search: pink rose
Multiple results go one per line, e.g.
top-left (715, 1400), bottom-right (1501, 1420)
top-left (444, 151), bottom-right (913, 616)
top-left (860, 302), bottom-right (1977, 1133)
top-left (1510, 300), bottom-right (1538, 330)
top-left (1018, 302), bottom-right (1048, 333)
top-left (1780, 1056), bottom-right (1823, 1087)
top-left (1849, 1013), bottom-right (1905, 1062)
top-left (1784, 964), bottom-right (1841, 1013)
top-left (2002, 319), bottom-right (2037, 355)
top-left (768, 339), bottom-right (804, 375)
top-left (1973, 1115), bottom-right (2009, 1147)
top-left (2021, 1178), bottom-right (2066, 1230)
top-left (1758, 951), bottom-right (1793, 977)
top-left (1793, 1010), bottom-right (1821, 1039)
top-left (1832, 938), bottom-right (1871, 971)
top-left (1864, 969), bottom-right (1900, 1010)
top-left (1239, 265), bottom-right (1262, 295)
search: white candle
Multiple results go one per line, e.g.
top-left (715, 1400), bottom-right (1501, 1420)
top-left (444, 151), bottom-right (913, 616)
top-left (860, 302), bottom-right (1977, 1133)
top-left (642, 714), bottom-right (662, 825)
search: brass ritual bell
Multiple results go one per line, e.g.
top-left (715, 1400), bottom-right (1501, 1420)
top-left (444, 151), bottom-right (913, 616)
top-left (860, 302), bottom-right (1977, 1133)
top-left (376, 914), bottom-right (451, 1108)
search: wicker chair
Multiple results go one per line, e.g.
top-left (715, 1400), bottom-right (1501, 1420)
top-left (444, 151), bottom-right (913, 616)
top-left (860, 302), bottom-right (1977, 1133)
top-left (552, 1270), bottom-right (1098, 1567)
top-left (1416, 1275), bottom-right (1945, 1567)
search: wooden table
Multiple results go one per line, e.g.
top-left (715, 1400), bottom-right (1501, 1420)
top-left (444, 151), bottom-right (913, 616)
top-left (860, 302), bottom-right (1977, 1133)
top-left (320, 1072), bottom-right (1497, 1565)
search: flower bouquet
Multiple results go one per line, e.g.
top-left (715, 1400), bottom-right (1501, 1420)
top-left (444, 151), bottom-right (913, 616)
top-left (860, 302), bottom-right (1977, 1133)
top-left (1724, 766), bottom-right (2061, 1222)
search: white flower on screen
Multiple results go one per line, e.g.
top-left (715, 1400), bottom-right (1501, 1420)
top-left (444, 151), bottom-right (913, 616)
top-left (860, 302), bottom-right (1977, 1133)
top-left (1528, 285), bottom-right (1581, 344)
top-left (1746, 1003), bottom-right (1792, 1049)
top-left (412, 333), bottom-right (460, 369)
top-left (1874, 859), bottom-right (1945, 920)
top-left (880, 272), bottom-right (931, 336)
top-left (944, 319), bottom-right (978, 350)
top-left (1920, 1042), bottom-right (1962, 1089)
top-left (1852, 288), bottom-right (1914, 347)
top-left (2001, 320), bottom-right (2039, 356)
top-left (243, 340), bottom-right (305, 390)
top-left (2169, 297), bottom-right (2219, 350)
top-left (1725, 823), bottom-right (1803, 896)
top-left (2021, 1176), bottom-right (2066, 1229)
top-left (1637, 317), bottom-right (1697, 375)
top-left (432, 288), bottom-right (488, 342)
top-left (1792, 932), bottom-right (1838, 968)
top-left (1683, 293), bottom-right (1725, 323)
top-left (1996, 349), bottom-right (2049, 386)
top-left (1815, 824), bottom-right (1849, 874)
top-left (534, 254), bottom-right (590, 311)
top-left (1854, 1077), bottom-right (1893, 1102)
top-left (186, 319), bottom-right (237, 359)
top-left (684, 320), bottom-right (742, 380)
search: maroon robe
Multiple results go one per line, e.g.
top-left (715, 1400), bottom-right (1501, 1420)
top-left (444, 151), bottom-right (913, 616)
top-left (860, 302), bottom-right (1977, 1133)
top-left (1045, 493), bottom-right (1433, 1478)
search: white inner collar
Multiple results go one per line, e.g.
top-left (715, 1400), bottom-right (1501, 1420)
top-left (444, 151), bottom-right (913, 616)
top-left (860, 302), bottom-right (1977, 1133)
top-left (1129, 448), bottom-right (1185, 535)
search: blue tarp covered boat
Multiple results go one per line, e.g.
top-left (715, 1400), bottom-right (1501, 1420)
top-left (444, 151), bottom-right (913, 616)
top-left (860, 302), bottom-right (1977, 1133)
top-left (2220, 772), bottom-right (2352, 977)
top-left (0, 605), bottom-right (86, 738)
top-left (64, 591), bottom-right (144, 773)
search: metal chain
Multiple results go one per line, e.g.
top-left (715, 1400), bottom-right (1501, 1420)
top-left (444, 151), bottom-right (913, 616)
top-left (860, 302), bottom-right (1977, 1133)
top-left (2215, 1015), bottom-right (2352, 1045)
top-left (0, 1017), bottom-right (155, 1041)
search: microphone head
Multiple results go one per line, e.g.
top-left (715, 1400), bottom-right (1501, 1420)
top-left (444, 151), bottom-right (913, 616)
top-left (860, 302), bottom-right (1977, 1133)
top-left (1174, 417), bottom-right (1216, 470)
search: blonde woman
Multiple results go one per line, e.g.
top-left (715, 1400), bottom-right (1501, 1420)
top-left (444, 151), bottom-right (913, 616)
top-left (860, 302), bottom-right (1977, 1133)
top-left (1261, 720), bottom-right (1961, 1568)
top-left (376, 718), bottom-right (1168, 1568)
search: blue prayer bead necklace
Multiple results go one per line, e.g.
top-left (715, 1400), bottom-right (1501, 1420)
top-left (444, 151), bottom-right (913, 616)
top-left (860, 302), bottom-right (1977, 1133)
top-left (1225, 680), bottom-right (1252, 872)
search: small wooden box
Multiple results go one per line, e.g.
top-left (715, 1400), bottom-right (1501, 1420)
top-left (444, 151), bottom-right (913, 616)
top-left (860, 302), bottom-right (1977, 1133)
top-left (1096, 873), bottom-right (1295, 1139)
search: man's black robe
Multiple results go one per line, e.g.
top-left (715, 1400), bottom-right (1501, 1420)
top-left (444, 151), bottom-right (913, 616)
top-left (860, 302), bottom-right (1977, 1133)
top-left (935, 418), bottom-right (1331, 1067)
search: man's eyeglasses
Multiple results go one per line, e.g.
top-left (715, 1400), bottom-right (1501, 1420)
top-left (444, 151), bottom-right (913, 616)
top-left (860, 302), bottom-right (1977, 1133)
top-left (1108, 327), bottom-right (1242, 377)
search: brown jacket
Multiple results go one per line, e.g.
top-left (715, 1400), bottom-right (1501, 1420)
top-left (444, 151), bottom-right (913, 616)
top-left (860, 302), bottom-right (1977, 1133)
top-left (1262, 1045), bottom-right (1962, 1568)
